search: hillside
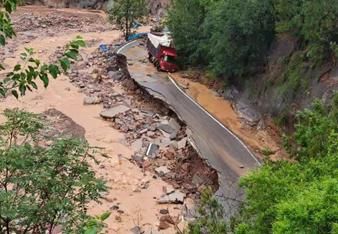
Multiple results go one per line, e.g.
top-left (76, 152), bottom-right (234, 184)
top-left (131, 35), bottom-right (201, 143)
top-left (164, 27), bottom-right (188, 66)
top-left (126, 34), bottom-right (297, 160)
top-left (167, 0), bottom-right (338, 128)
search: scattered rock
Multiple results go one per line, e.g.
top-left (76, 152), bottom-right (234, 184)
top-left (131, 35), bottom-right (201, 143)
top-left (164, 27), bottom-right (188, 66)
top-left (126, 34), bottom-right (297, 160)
top-left (158, 190), bottom-right (186, 204)
top-left (157, 124), bottom-right (176, 135)
top-left (160, 215), bottom-right (176, 225)
top-left (155, 166), bottom-right (170, 176)
top-left (130, 226), bottom-right (142, 234)
top-left (158, 220), bottom-right (170, 230)
top-left (159, 209), bottom-right (169, 215)
top-left (83, 95), bottom-right (102, 105)
top-left (115, 215), bottom-right (122, 222)
top-left (108, 70), bottom-right (125, 81)
top-left (100, 104), bottom-right (130, 119)
top-left (235, 101), bottom-right (262, 126)
top-left (145, 143), bottom-right (159, 158)
top-left (177, 137), bottom-right (188, 149)
top-left (110, 205), bottom-right (119, 211)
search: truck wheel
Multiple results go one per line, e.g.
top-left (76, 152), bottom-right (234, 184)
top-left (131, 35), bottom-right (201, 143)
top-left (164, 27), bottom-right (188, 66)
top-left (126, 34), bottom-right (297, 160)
top-left (156, 63), bottom-right (161, 71)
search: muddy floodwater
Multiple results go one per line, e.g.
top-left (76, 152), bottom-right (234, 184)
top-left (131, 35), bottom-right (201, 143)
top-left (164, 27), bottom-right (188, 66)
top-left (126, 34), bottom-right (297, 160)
top-left (0, 6), bottom-right (185, 233)
top-left (0, 5), bottom-right (285, 233)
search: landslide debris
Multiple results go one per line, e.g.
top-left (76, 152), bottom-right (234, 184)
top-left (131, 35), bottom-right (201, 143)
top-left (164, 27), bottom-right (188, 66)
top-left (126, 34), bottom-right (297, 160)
top-left (67, 42), bottom-right (219, 210)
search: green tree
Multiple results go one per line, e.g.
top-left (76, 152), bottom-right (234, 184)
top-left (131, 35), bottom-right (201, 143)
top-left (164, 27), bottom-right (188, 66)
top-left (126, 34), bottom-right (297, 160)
top-left (0, 109), bottom-right (107, 233)
top-left (109, 0), bottom-right (147, 40)
top-left (167, 0), bottom-right (211, 66)
top-left (234, 96), bottom-right (338, 234)
top-left (204, 0), bottom-right (275, 78)
top-left (0, 0), bottom-right (85, 98)
top-left (288, 96), bottom-right (338, 160)
top-left (275, 0), bottom-right (338, 63)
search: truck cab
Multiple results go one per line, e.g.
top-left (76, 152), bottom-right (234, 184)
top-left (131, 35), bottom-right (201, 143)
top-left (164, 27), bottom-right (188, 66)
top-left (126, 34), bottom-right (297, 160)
top-left (147, 33), bottom-right (178, 72)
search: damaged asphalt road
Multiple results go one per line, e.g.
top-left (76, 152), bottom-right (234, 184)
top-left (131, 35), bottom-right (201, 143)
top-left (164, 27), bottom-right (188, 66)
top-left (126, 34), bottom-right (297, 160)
top-left (118, 40), bottom-right (261, 211)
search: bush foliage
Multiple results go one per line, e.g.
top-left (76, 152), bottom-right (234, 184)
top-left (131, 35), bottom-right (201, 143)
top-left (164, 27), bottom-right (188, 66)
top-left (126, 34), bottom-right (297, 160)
top-left (235, 94), bottom-right (338, 233)
top-left (0, 109), bottom-right (107, 233)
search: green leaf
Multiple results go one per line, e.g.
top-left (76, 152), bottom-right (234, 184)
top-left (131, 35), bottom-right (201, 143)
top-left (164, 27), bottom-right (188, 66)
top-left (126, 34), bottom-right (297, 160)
top-left (48, 64), bottom-right (60, 79)
top-left (0, 87), bottom-right (6, 97)
top-left (0, 35), bottom-right (5, 46)
top-left (11, 90), bottom-right (19, 99)
top-left (59, 58), bottom-right (70, 72)
top-left (14, 64), bottom-right (21, 71)
top-left (84, 227), bottom-right (98, 234)
top-left (39, 74), bottom-right (49, 88)
top-left (30, 81), bottom-right (38, 90)
top-left (19, 84), bottom-right (26, 96)
top-left (100, 212), bottom-right (111, 221)
top-left (65, 50), bottom-right (78, 60)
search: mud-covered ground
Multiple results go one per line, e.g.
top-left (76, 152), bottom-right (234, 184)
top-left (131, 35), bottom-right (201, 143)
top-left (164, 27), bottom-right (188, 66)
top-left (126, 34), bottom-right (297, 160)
top-left (0, 6), bottom-right (217, 233)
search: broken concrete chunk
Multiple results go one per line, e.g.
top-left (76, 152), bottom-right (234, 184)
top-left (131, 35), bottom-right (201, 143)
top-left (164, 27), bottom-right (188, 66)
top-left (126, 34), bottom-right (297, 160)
top-left (157, 124), bottom-right (176, 134)
top-left (145, 143), bottom-right (159, 158)
top-left (83, 95), bottom-right (102, 105)
top-left (168, 118), bottom-right (181, 131)
top-left (108, 70), bottom-right (125, 81)
top-left (100, 105), bottom-right (130, 119)
top-left (155, 166), bottom-right (170, 176)
top-left (158, 190), bottom-right (186, 204)
top-left (177, 137), bottom-right (188, 149)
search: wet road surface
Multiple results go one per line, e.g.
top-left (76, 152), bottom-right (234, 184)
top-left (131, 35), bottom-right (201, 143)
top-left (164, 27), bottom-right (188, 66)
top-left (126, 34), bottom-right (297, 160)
top-left (118, 41), bottom-right (261, 209)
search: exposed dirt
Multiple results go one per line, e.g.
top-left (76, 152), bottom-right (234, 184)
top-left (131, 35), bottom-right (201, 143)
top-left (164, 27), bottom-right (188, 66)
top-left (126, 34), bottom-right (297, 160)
top-left (170, 73), bottom-right (287, 160)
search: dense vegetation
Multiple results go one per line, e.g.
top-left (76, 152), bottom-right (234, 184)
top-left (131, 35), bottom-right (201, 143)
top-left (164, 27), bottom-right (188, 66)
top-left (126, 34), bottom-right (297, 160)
top-left (0, 109), bottom-right (108, 233)
top-left (167, 0), bottom-right (338, 79)
top-left (188, 95), bottom-right (338, 233)
top-left (235, 94), bottom-right (338, 233)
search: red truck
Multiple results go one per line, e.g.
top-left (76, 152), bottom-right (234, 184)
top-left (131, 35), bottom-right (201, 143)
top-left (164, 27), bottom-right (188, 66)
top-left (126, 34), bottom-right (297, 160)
top-left (146, 32), bottom-right (178, 72)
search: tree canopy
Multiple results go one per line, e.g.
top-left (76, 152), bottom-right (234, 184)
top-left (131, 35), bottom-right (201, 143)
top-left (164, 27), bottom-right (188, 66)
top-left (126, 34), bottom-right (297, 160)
top-left (167, 0), bottom-right (338, 79)
top-left (0, 109), bottom-right (107, 233)
top-left (109, 0), bottom-right (147, 40)
top-left (234, 94), bottom-right (338, 234)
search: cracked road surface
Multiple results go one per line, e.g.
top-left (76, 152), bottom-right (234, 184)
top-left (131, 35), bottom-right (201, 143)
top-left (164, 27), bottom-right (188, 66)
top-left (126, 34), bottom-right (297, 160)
top-left (119, 41), bottom-right (261, 205)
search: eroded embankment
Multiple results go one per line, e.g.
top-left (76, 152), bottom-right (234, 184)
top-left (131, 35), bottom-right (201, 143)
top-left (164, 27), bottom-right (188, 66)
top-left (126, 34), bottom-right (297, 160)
top-left (69, 46), bottom-right (220, 197)
top-left (0, 6), bottom-right (219, 232)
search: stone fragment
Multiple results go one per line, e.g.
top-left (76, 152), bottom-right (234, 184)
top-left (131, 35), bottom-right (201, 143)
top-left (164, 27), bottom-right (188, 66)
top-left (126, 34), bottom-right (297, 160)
top-left (155, 166), bottom-right (170, 176)
top-left (145, 143), bottom-right (159, 158)
top-left (83, 95), bottom-right (102, 105)
top-left (158, 190), bottom-right (186, 204)
top-left (100, 105), bottom-right (130, 119)
top-left (130, 226), bottom-right (142, 234)
top-left (159, 209), bottom-right (169, 215)
top-left (177, 137), bottom-right (188, 149)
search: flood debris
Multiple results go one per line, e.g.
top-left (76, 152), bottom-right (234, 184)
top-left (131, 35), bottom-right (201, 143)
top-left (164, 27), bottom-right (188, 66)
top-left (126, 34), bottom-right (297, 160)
top-left (146, 143), bottom-right (160, 158)
top-left (158, 190), bottom-right (186, 204)
top-left (100, 104), bottom-right (131, 119)
top-left (65, 40), bottom-right (219, 229)
top-left (83, 95), bottom-right (102, 105)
